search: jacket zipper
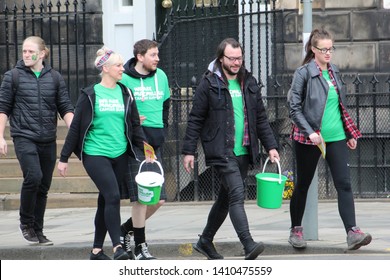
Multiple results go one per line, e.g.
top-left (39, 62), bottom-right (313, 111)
top-left (80, 93), bottom-right (94, 162)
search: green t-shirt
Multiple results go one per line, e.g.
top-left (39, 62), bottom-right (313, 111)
top-left (321, 70), bottom-right (346, 142)
top-left (83, 84), bottom-right (127, 158)
top-left (120, 68), bottom-right (170, 128)
top-left (228, 79), bottom-right (248, 156)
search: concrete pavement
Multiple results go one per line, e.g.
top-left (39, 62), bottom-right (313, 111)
top-left (0, 198), bottom-right (389, 260)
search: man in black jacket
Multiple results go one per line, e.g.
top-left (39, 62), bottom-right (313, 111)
top-left (0, 36), bottom-right (74, 246)
top-left (182, 38), bottom-right (279, 260)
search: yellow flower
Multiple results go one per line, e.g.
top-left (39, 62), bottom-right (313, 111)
top-left (283, 170), bottom-right (294, 200)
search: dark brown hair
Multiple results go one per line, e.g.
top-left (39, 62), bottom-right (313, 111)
top-left (302, 28), bottom-right (334, 65)
top-left (133, 39), bottom-right (158, 61)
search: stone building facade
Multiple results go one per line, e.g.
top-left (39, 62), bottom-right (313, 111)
top-left (279, 0), bottom-right (390, 75)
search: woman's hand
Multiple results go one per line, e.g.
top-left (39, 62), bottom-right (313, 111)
top-left (309, 132), bottom-right (322, 145)
top-left (347, 138), bottom-right (357, 150)
top-left (57, 161), bottom-right (68, 177)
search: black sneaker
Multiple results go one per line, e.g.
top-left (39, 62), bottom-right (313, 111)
top-left (244, 242), bottom-right (265, 260)
top-left (134, 243), bottom-right (157, 260)
top-left (36, 231), bottom-right (53, 246)
top-left (90, 250), bottom-right (112, 260)
top-left (120, 230), bottom-right (134, 259)
top-left (113, 246), bottom-right (130, 260)
top-left (193, 235), bottom-right (224, 260)
top-left (19, 224), bottom-right (39, 245)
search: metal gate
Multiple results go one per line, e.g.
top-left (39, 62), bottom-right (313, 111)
top-left (156, 0), bottom-right (390, 201)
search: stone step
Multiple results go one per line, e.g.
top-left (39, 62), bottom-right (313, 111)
top-left (0, 158), bottom-right (87, 178)
top-left (0, 176), bottom-right (97, 194)
top-left (3, 121), bottom-right (70, 140)
top-left (0, 193), bottom-right (100, 211)
top-left (3, 139), bottom-right (74, 159)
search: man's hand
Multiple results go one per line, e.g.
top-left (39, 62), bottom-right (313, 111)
top-left (268, 149), bottom-right (280, 163)
top-left (183, 155), bottom-right (194, 173)
top-left (140, 115), bottom-right (146, 125)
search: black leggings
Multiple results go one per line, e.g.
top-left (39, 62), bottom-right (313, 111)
top-left (290, 140), bottom-right (356, 233)
top-left (83, 153), bottom-right (128, 248)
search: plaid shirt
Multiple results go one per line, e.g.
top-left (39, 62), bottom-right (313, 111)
top-left (291, 62), bottom-right (362, 145)
top-left (242, 82), bottom-right (250, 146)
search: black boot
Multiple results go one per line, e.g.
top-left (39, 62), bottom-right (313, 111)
top-left (193, 235), bottom-right (224, 260)
top-left (244, 241), bottom-right (265, 260)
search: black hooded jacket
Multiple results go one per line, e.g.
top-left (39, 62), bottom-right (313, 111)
top-left (182, 63), bottom-right (278, 166)
top-left (123, 58), bottom-right (170, 149)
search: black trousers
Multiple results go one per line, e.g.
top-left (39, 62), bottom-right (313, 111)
top-left (201, 155), bottom-right (255, 249)
top-left (14, 137), bottom-right (57, 231)
top-left (290, 140), bottom-right (356, 233)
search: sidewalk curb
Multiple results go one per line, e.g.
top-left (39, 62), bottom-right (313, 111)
top-left (0, 240), bottom-right (385, 260)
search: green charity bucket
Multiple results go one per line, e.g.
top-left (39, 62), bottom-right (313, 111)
top-left (255, 157), bottom-right (287, 209)
top-left (135, 160), bottom-right (164, 205)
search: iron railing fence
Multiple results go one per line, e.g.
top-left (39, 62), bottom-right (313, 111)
top-left (2, 0), bottom-right (390, 202)
top-left (156, 1), bottom-right (390, 201)
top-left (0, 0), bottom-right (100, 104)
top-left (161, 86), bottom-right (390, 202)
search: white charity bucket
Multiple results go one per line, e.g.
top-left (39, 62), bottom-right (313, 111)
top-left (135, 160), bottom-right (164, 205)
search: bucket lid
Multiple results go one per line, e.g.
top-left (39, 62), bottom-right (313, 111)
top-left (135, 171), bottom-right (164, 187)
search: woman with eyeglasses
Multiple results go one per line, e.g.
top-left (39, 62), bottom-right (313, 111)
top-left (287, 28), bottom-right (372, 250)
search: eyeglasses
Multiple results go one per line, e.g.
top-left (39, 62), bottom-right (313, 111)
top-left (313, 46), bottom-right (336, 54)
top-left (224, 55), bottom-right (243, 62)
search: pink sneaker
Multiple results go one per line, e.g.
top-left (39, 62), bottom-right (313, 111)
top-left (347, 226), bottom-right (372, 250)
top-left (288, 226), bottom-right (307, 249)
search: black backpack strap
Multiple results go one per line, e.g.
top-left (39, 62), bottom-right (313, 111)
top-left (10, 68), bottom-right (19, 94)
top-left (50, 69), bottom-right (60, 91)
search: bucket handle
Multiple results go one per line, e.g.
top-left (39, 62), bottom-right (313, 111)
top-left (261, 157), bottom-right (282, 184)
top-left (138, 160), bottom-right (164, 178)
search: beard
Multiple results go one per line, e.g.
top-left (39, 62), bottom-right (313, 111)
top-left (222, 62), bottom-right (240, 77)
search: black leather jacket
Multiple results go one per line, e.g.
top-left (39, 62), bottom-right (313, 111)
top-left (59, 82), bottom-right (145, 163)
top-left (288, 59), bottom-right (346, 137)
top-left (182, 68), bottom-right (278, 166)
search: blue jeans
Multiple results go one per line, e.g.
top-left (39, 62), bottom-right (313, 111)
top-left (14, 137), bottom-right (57, 231)
top-left (201, 155), bottom-right (254, 249)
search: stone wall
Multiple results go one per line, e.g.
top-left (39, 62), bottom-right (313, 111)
top-left (278, 0), bottom-right (390, 75)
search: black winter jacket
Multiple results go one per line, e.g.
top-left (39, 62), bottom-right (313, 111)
top-left (182, 68), bottom-right (278, 166)
top-left (0, 60), bottom-right (74, 142)
top-left (59, 82), bottom-right (146, 163)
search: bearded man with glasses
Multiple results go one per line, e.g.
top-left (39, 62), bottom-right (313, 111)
top-left (182, 38), bottom-right (280, 260)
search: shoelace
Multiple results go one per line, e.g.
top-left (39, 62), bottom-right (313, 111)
top-left (140, 244), bottom-right (154, 258)
top-left (351, 227), bottom-right (363, 234)
top-left (24, 227), bottom-right (37, 238)
top-left (294, 230), bottom-right (303, 238)
top-left (124, 234), bottom-right (132, 252)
